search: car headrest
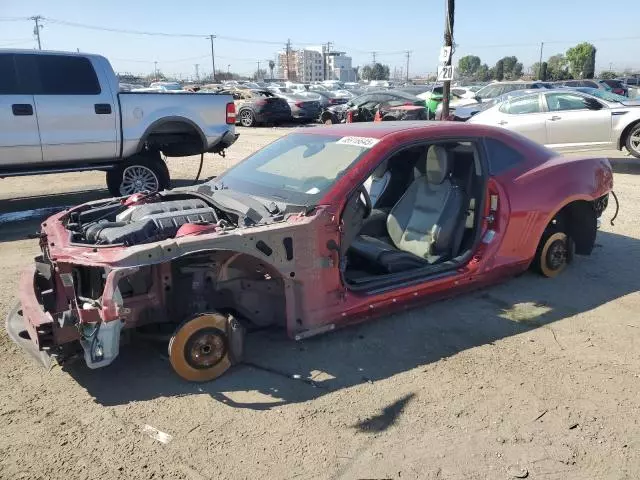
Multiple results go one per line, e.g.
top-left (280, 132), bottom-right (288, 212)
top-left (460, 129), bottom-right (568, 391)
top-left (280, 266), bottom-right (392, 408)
top-left (371, 160), bottom-right (389, 179)
top-left (425, 145), bottom-right (451, 185)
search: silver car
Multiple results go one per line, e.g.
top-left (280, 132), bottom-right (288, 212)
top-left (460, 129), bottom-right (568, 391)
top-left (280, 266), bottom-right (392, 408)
top-left (468, 88), bottom-right (640, 158)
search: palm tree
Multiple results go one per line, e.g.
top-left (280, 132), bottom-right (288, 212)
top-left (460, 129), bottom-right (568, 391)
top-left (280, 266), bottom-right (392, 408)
top-left (268, 60), bottom-right (275, 80)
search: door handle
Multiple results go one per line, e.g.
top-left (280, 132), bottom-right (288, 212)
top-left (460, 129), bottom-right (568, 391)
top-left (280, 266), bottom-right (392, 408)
top-left (12, 104), bottom-right (33, 116)
top-left (549, 115), bottom-right (561, 121)
top-left (498, 120), bottom-right (508, 125)
top-left (94, 103), bottom-right (112, 114)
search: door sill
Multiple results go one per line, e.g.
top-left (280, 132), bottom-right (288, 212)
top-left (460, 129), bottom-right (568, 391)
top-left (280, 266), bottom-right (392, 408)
top-left (344, 250), bottom-right (472, 295)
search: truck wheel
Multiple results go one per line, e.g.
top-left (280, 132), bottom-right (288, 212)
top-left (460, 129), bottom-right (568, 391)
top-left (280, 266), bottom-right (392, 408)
top-left (239, 109), bottom-right (256, 127)
top-left (106, 153), bottom-right (170, 197)
top-left (625, 122), bottom-right (640, 158)
top-left (168, 313), bottom-right (234, 382)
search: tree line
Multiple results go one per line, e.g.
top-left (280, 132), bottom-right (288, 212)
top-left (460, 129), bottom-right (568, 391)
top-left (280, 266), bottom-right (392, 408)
top-left (458, 42), bottom-right (601, 82)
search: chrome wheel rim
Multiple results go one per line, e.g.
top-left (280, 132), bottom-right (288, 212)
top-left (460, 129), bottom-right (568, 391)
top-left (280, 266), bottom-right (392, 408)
top-left (119, 165), bottom-right (160, 196)
top-left (240, 110), bottom-right (253, 126)
top-left (630, 130), bottom-right (640, 154)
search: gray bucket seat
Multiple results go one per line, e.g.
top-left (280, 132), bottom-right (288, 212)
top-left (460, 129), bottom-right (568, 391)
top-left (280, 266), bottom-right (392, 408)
top-left (350, 145), bottom-right (467, 273)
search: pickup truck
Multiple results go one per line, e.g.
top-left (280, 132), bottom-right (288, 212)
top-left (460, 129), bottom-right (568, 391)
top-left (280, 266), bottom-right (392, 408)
top-left (0, 50), bottom-right (237, 196)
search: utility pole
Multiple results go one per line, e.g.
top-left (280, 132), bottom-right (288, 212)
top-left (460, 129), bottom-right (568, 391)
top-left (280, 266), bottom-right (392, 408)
top-left (257, 61), bottom-right (261, 80)
top-left (441, 0), bottom-right (455, 119)
top-left (30, 15), bottom-right (43, 50)
top-left (154, 61), bottom-right (158, 81)
top-left (405, 51), bottom-right (411, 83)
top-left (323, 41), bottom-right (333, 81)
top-left (194, 64), bottom-right (200, 81)
top-left (538, 41), bottom-right (544, 80)
top-left (285, 39), bottom-right (292, 81)
top-left (372, 51), bottom-right (377, 65)
top-left (209, 35), bottom-right (216, 82)
top-left (609, 62), bottom-right (613, 72)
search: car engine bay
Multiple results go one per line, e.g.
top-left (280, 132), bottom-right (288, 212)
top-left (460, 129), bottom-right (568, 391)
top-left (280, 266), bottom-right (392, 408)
top-left (64, 189), bottom-right (292, 246)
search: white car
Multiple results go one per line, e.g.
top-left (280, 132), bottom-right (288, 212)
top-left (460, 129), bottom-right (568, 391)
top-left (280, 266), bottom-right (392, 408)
top-left (467, 88), bottom-right (640, 158)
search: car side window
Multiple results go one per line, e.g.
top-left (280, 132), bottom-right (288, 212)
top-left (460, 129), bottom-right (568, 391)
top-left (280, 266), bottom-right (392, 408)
top-left (484, 138), bottom-right (525, 175)
top-left (35, 55), bottom-right (101, 95)
top-left (498, 95), bottom-right (541, 115)
top-left (545, 93), bottom-right (587, 112)
top-left (0, 54), bottom-right (19, 94)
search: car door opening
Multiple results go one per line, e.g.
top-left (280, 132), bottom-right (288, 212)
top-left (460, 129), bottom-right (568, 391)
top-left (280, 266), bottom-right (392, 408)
top-left (341, 140), bottom-right (486, 290)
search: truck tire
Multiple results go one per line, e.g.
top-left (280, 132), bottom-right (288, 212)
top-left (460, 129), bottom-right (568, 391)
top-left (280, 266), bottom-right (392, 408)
top-left (106, 153), bottom-right (170, 197)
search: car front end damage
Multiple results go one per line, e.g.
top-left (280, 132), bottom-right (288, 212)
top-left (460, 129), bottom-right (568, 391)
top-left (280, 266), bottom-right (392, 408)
top-left (6, 188), bottom-right (335, 379)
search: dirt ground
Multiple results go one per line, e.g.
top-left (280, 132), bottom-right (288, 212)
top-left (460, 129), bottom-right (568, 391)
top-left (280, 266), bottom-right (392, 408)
top-left (1, 128), bottom-right (640, 480)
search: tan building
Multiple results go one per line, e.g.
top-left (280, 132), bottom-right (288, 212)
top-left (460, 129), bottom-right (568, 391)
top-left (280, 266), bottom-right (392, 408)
top-left (277, 48), bottom-right (324, 82)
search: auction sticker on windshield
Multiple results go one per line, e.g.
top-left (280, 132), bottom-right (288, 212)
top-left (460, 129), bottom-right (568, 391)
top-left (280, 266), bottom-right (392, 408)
top-left (336, 136), bottom-right (380, 148)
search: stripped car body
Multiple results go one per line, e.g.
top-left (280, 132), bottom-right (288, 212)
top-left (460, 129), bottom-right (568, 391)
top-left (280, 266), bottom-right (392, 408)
top-left (8, 122), bottom-right (613, 381)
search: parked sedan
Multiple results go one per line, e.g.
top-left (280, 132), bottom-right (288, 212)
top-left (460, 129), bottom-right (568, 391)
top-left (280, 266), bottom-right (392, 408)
top-left (321, 89), bottom-right (425, 124)
top-left (223, 88), bottom-right (292, 127)
top-left (269, 87), bottom-right (321, 122)
top-left (468, 88), bottom-right (640, 158)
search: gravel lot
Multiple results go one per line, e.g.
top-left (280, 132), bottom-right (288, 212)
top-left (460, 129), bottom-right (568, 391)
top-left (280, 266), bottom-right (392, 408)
top-left (1, 127), bottom-right (640, 479)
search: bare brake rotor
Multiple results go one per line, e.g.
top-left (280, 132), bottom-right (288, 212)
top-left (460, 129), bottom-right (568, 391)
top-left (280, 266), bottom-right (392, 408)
top-left (169, 313), bottom-right (243, 382)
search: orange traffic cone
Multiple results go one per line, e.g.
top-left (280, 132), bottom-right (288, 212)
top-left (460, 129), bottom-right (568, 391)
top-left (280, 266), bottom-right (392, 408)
top-left (346, 110), bottom-right (354, 123)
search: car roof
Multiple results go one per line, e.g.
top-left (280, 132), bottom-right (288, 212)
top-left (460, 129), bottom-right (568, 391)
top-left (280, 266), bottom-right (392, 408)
top-left (297, 121), bottom-right (501, 140)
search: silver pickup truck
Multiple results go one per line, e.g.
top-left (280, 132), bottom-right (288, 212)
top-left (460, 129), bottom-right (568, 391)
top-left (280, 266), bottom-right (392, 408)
top-left (0, 50), bottom-right (237, 195)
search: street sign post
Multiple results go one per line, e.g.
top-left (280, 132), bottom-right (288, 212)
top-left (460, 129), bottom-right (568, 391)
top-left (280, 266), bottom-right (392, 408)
top-left (437, 65), bottom-right (454, 81)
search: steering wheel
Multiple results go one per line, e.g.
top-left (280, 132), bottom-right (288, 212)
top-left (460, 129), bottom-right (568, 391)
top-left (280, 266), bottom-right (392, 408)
top-left (357, 185), bottom-right (372, 219)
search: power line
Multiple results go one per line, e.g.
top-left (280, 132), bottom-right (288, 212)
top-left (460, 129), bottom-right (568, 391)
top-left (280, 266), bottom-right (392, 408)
top-left (31, 15), bottom-right (43, 50)
top-left (0, 38), bottom-right (34, 47)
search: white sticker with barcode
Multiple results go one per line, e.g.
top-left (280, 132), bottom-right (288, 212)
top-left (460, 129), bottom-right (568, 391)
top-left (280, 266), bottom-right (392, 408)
top-left (336, 136), bottom-right (380, 148)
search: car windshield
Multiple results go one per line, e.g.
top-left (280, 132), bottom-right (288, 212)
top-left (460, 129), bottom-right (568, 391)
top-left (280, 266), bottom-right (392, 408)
top-left (210, 133), bottom-right (373, 204)
top-left (162, 84), bottom-right (183, 91)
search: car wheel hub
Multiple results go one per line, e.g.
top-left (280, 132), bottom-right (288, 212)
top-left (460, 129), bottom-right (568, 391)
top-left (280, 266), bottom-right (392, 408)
top-left (546, 239), bottom-right (567, 270)
top-left (631, 131), bottom-right (640, 152)
top-left (120, 165), bottom-right (160, 196)
top-left (184, 328), bottom-right (227, 370)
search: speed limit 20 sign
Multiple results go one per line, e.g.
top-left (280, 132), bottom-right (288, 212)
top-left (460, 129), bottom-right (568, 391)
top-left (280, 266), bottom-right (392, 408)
top-left (437, 65), bottom-right (454, 81)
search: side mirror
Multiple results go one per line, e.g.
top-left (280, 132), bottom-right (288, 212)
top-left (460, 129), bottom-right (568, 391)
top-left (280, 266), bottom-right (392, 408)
top-left (584, 98), bottom-right (603, 110)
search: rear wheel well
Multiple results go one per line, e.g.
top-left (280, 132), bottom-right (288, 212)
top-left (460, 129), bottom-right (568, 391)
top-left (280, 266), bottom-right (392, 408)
top-left (141, 120), bottom-right (205, 157)
top-left (547, 200), bottom-right (597, 255)
top-left (619, 120), bottom-right (640, 150)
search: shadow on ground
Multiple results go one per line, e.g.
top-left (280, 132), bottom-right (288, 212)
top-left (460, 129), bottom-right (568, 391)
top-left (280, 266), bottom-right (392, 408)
top-left (62, 229), bottom-right (640, 409)
top-left (610, 157), bottom-right (640, 175)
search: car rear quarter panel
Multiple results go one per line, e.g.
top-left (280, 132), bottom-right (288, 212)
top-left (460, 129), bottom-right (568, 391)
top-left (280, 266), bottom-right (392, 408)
top-left (494, 155), bottom-right (613, 268)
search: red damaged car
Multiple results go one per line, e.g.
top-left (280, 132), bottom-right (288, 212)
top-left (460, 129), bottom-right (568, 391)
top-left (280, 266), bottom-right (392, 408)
top-left (8, 122), bottom-right (613, 382)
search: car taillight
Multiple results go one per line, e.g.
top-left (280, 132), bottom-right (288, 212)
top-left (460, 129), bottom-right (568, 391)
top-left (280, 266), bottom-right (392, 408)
top-left (255, 99), bottom-right (267, 106)
top-left (226, 102), bottom-right (236, 124)
top-left (295, 101), bottom-right (304, 108)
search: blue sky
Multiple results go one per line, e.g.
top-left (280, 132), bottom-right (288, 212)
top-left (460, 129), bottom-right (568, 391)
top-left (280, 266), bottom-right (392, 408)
top-left (1, 0), bottom-right (639, 78)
